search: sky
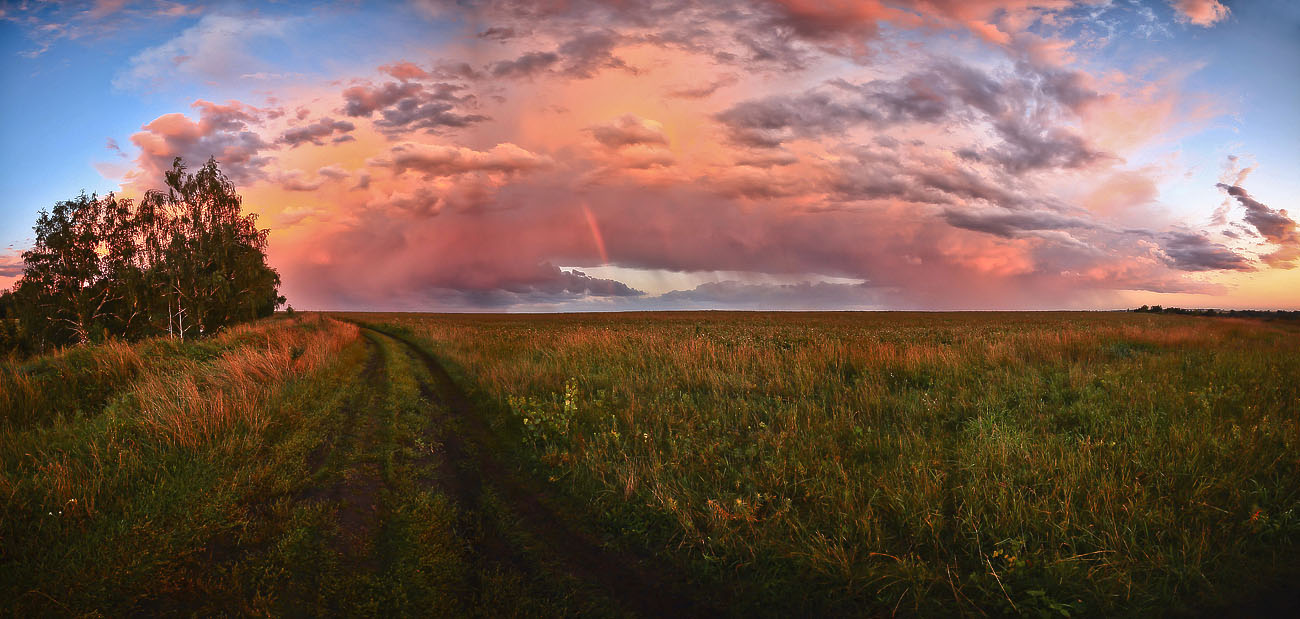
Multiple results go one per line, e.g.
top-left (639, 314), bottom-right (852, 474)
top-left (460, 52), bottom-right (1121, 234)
top-left (1, 0), bottom-right (1297, 311)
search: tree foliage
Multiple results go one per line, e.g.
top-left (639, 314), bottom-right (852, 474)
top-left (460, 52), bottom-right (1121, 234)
top-left (7, 158), bottom-right (283, 352)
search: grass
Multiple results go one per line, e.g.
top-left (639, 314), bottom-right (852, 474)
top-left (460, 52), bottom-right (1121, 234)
top-left (2, 314), bottom-right (607, 616)
top-left (1, 315), bottom-right (360, 611)
top-left (357, 311), bottom-right (1300, 616)
top-left (2, 310), bottom-right (1297, 616)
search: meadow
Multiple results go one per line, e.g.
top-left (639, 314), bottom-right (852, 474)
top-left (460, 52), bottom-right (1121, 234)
top-left (367, 311), bottom-right (1300, 616)
top-left (2, 311), bottom-right (1297, 616)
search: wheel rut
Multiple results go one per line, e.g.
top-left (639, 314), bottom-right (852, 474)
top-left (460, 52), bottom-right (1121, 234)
top-left (297, 331), bottom-right (391, 577)
top-left (364, 325), bottom-right (714, 619)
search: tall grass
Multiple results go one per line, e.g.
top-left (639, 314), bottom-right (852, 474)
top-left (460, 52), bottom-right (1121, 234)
top-left (131, 317), bottom-right (358, 448)
top-left (0, 340), bottom-right (143, 428)
top-left (0, 315), bottom-right (358, 565)
top-left (371, 311), bottom-right (1300, 615)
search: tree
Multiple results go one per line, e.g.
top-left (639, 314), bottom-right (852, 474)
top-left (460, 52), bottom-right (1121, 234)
top-left (144, 158), bottom-right (283, 339)
top-left (6, 157), bottom-right (283, 351)
top-left (14, 193), bottom-right (118, 346)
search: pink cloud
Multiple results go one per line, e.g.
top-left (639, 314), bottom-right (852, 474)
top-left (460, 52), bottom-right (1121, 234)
top-left (96, 1), bottom-right (1269, 311)
top-left (128, 99), bottom-right (274, 187)
top-left (1169, 0), bottom-right (1230, 27)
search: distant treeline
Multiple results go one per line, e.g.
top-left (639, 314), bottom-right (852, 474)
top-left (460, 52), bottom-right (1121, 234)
top-left (1131, 305), bottom-right (1300, 320)
top-left (1, 158), bottom-right (282, 356)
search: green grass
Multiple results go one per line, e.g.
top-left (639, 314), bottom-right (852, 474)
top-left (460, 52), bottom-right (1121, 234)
top-left (356, 311), bottom-right (1300, 616)
top-left (3, 311), bottom-right (1297, 616)
top-left (1, 315), bottom-right (606, 616)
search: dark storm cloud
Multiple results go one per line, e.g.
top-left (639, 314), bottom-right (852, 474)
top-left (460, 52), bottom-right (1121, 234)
top-left (941, 208), bottom-right (1097, 238)
top-left (489, 51), bottom-right (560, 78)
top-left (1160, 232), bottom-right (1254, 272)
top-left (986, 118), bottom-right (1104, 172)
top-left (342, 81), bottom-right (423, 117)
top-left (342, 81), bottom-right (488, 132)
top-left (549, 268), bottom-right (644, 296)
top-left (278, 118), bottom-right (355, 147)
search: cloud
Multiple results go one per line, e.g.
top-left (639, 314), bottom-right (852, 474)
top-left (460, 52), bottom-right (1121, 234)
top-left (715, 59), bottom-right (1106, 172)
top-left (278, 118), bottom-right (356, 147)
top-left (1159, 232), bottom-right (1253, 271)
top-left (1169, 0), bottom-right (1230, 27)
top-left (342, 81), bottom-right (488, 132)
top-left (1217, 182), bottom-right (1300, 268)
top-left (317, 165), bottom-right (350, 181)
top-left (376, 142), bottom-right (551, 178)
top-left (665, 74), bottom-right (739, 99)
top-left (489, 51), bottom-right (561, 78)
top-left (83, 1), bottom-right (1271, 311)
top-left (942, 208), bottom-right (1097, 238)
top-left (113, 14), bottom-right (291, 90)
top-left (379, 61), bottom-right (432, 81)
top-left (553, 268), bottom-right (644, 296)
top-left (106, 137), bottom-right (127, 158)
top-left (478, 26), bottom-right (519, 41)
top-left (0, 252), bottom-right (23, 278)
top-left (588, 115), bottom-right (669, 149)
top-left (273, 170), bottom-right (325, 192)
top-left (128, 99), bottom-right (273, 186)
top-left (343, 81), bottom-right (424, 116)
top-left (490, 30), bottom-right (633, 80)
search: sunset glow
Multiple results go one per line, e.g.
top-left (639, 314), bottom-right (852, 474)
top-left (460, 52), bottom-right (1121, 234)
top-left (2, 0), bottom-right (1297, 310)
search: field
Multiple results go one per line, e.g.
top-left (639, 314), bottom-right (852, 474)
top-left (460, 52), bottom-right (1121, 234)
top-left (3, 311), bottom-right (1298, 616)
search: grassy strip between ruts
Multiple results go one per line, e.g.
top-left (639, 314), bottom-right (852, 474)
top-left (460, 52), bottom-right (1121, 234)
top-left (351, 311), bottom-right (1300, 617)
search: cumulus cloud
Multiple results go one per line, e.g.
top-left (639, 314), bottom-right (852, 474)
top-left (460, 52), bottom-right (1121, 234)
top-left (278, 118), bottom-right (355, 147)
top-left (273, 169), bottom-right (325, 192)
top-left (376, 142), bottom-right (551, 178)
top-left (128, 99), bottom-right (273, 185)
top-left (342, 81), bottom-right (488, 132)
top-left (1169, 0), bottom-right (1230, 27)
top-left (379, 61), bottom-right (431, 81)
top-left (589, 115), bottom-right (669, 149)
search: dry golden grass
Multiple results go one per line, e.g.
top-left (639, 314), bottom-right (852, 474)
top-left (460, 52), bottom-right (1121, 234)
top-left (132, 316), bottom-right (357, 448)
top-left (1, 315), bottom-right (358, 537)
